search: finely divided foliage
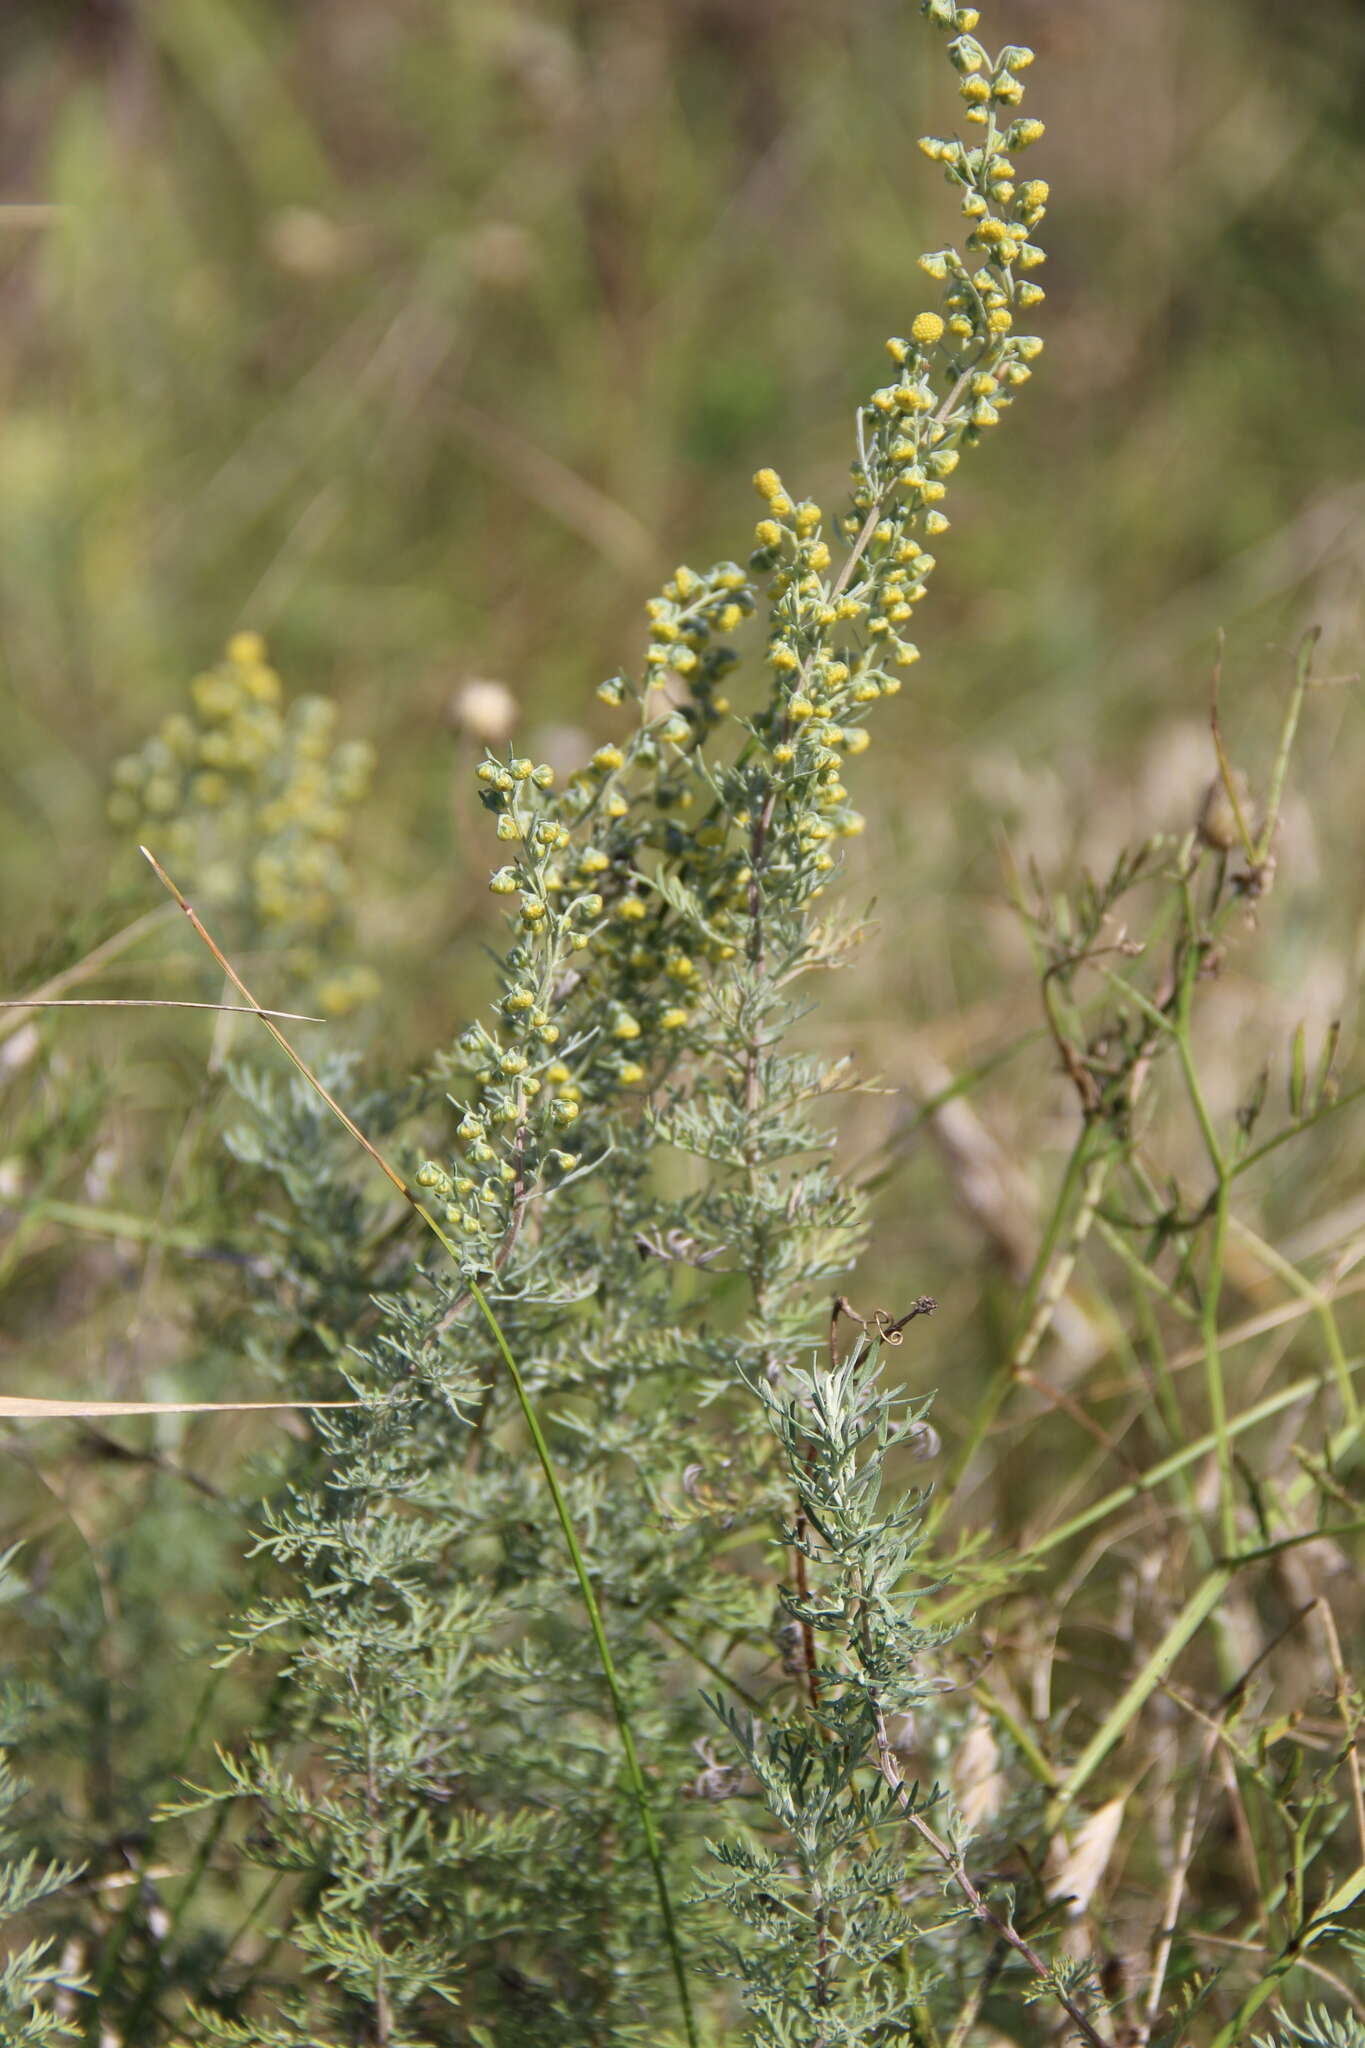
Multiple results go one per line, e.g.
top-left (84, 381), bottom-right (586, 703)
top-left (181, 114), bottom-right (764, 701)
top-left (4, 3), bottom-right (1363, 2046)
top-left (172, 6), bottom-right (1064, 2039)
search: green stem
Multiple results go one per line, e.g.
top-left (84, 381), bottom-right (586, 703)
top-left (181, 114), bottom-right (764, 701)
top-left (20, 1197), bottom-right (213, 1252)
top-left (1205, 1861), bottom-right (1365, 2048)
top-left (1124, 1271), bottom-right (1217, 1578)
top-left (930, 1354), bottom-right (1365, 1626)
top-left (1170, 931), bottom-right (1238, 1554)
top-left (1093, 1213), bottom-right (1197, 1323)
top-left (1230, 1079), bottom-right (1365, 1182)
top-left (1202, 1178), bottom-right (1236, 1556)
top-left (468, 1276), bottom-right (698, 2046)
top-left (1227, 1213), bottom-right (1360, 1429)
top-left (1045, 1567), bottom-right (1231, 1828)
top-left (141, 849), bottom-right (699, 2048)
top-left (1255, 629), bottom-right (1318, 868)
top-left (927, 1123), bottom-right (1099, 1536)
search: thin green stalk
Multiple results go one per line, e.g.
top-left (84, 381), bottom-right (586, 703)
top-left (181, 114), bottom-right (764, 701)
top-left (1124, 1268), bottom-right (1218, 1580)
top-left (929, 1354), bottom-right (1365, 1626)
top-left (141, 847), bottom-right (699, 2048)
top-left (927, 1122), bottom-right (1101, 1537)
top-left (1255, 629), bottom-right (1319, 869)
top-left (0, 901), bottom-right (176, 1047)
top-left (942, 1953), bottom-right (998, 2048)
top-left (1202, 1179), bottom-right (1236, 1556)
top-left (1222, 1517), bottom-right (1365, 1565)
top-left (1230, 1079), bottom-right (1365, 1182)
top-left (968, 1681), bottom-right (1058, 1789)
top-left (1170, 935), bottom-right (1239, 1554)
top-left (1172, 916), bottom-right (1227, 1182)
top-left (1036, 1517), bottom-right (1365, 1837)
top-left (21, 1198), bottom-right (212, 1252)
top-left (468, 1269), bottom-right (697, 2044)
top-left (1285, 1411), bottom-right (1365, 1509)
top-left (1093, 1213), bottom-right (1197, 1323)
top-left (1205, 1861), bottom-right (1365, 2048)
top-left (1228, 1213), bottom-right (1360, 1428)
top-left (1045, 1567), bottom-right (1231, 1828)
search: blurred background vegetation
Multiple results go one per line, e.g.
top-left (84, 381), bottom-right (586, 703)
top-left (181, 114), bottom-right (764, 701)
top-left (2, 0), bottom-right (1365, 2024)
top-left (6, 0), bottom-right (1365, 1392)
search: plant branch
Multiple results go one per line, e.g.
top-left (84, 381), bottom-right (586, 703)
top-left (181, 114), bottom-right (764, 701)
top-left (140, 845), bottom-right (700, 2048)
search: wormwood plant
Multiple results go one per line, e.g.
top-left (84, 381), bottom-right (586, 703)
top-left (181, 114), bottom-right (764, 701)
top-left (108, 630), bottom-right (379, 1017)
top-left (133, 8), bottom-right (1061, 2040)
top-left (3, 2), bottom-right (1363, 2045)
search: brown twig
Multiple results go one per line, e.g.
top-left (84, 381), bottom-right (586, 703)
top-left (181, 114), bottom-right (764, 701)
top-left (1315, 1596), bottom-right (1365, 1862)
top-left (0, 997), bottom-right (324, 1020)
top-left (1138, 1726), bottom-right (1217, 2042)
top-left (868, 1700), bottom-right (1115, 2048)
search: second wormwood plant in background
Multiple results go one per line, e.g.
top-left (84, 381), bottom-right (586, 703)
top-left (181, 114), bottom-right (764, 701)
top-left (159, 6), bottom-right (1068, 2044)
top-left (6, 1), bottom-right (1361, 2045)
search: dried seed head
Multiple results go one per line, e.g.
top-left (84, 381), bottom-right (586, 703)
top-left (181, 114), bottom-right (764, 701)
top-left (683, 1742), bottom-right (759, 1802)
top-left (902, 1419), bottom-right (942, 1462)
top-left (451, 678), bottom-right (517, 746)
top-left (951, 1714), bottom-right (1004, 1830)
top-left (774, 1619), bottom-right (806, 1677)
top-left (1197, 768), bottom-right (1255, 851)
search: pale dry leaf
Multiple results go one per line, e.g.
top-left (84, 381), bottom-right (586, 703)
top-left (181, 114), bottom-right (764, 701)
top-left (951, 1714), bottom-right (1005, 1832)
top-left (0, 1395), bottom-right (359, 1420)
top-left (451, 677), bottom-right (517, 745)
top-left (1046, 1795), bottom-right (1127, 1918)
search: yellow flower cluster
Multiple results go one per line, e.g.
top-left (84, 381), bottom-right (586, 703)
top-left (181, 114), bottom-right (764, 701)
top-left (109, 632), bottom-right (378, 1012)
top-left (438, 537), bottom-right (772, 1234)
top-left (707, 1), bottom-right (1050, 910)
top-left (566, 570), bottom-right (765, 996)
top-left (596, 559), bottom-right (752, 729)
top-left (440, 1), bottom-right (1051, 1236)
top-left (742, 471), bottom-right (915, 883)
top-left (429, 755), bottom-right (607, 1238)
top-left (911, 10), bottom-right (1048, 424)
